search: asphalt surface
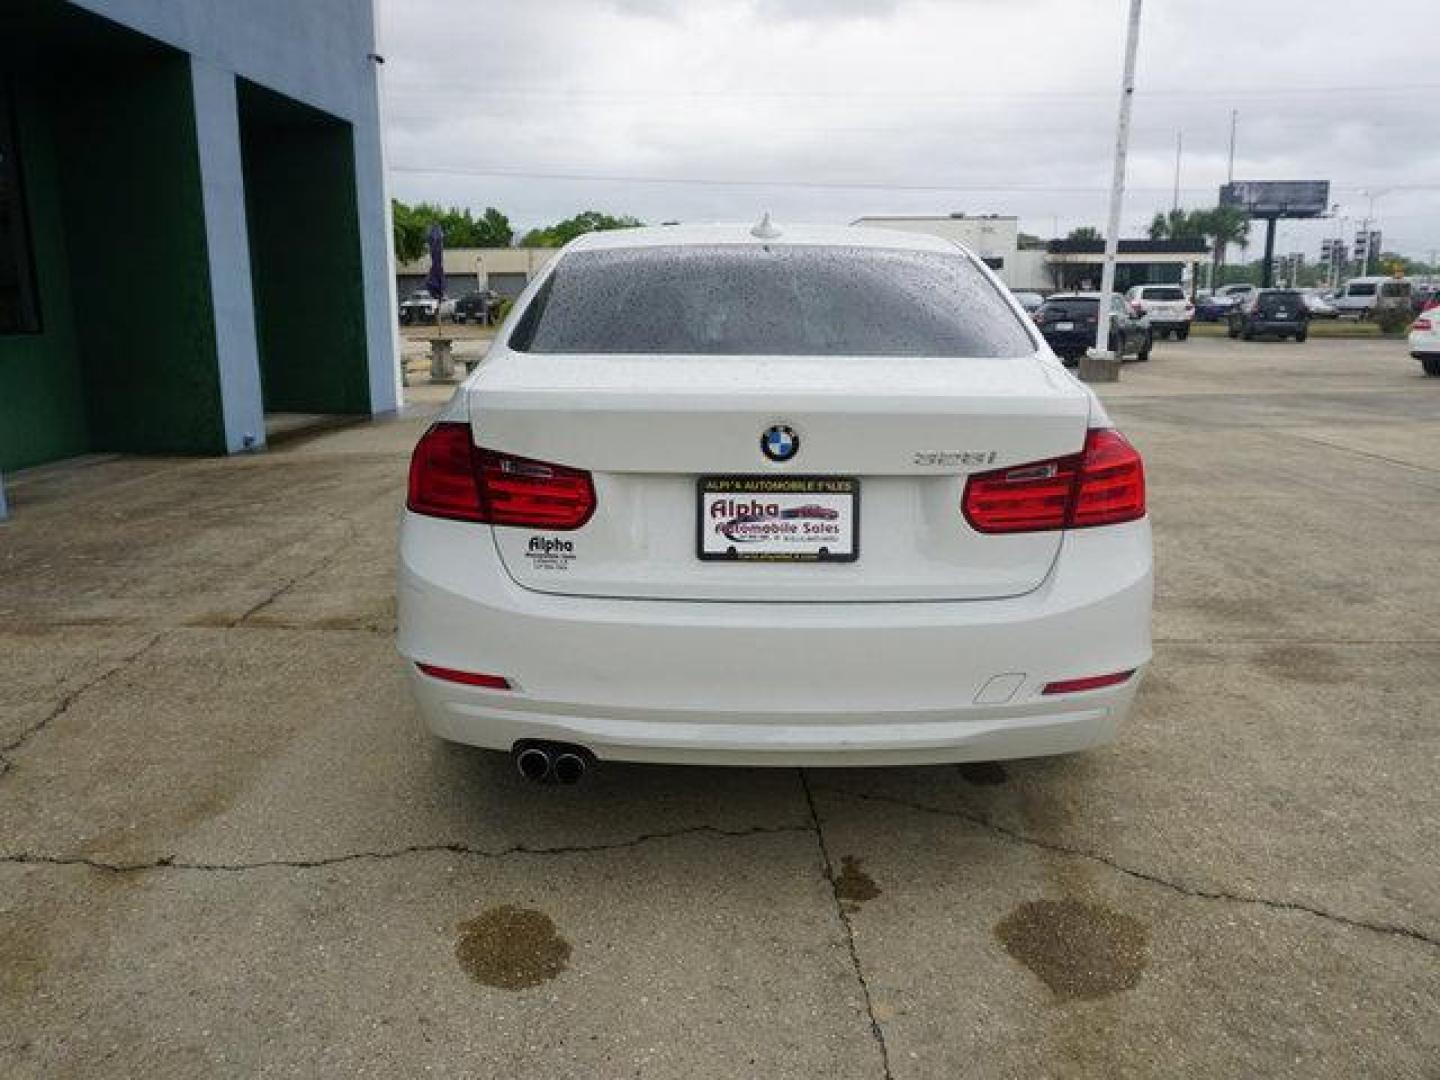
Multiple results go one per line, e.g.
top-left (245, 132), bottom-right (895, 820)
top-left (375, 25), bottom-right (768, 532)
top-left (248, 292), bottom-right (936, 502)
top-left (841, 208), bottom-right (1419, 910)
top-left (2, 337), bottom-right (1437, 1078)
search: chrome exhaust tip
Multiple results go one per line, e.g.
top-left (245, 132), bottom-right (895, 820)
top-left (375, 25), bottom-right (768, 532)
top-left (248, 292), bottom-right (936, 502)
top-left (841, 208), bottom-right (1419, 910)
top-left (515, 746), bottom-right (553, 783)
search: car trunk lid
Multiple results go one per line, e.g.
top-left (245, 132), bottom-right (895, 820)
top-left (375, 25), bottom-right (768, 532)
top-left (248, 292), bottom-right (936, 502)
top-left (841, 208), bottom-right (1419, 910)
top-left (466, 351), bottom-right (1092, 602)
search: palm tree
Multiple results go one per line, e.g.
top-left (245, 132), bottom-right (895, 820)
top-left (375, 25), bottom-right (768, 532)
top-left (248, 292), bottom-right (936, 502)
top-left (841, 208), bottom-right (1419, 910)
top-left (1201, 206), bottom-right (1250, 284)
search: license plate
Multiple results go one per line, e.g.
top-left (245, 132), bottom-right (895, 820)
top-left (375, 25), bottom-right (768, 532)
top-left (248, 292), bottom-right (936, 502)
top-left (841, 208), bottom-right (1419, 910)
top-left (1275, 310), bottom-right (1289, 318)
top-left (1055, 321), bottom-right (1074, 331)
top-left (698, 477), bottom-right (858, 562)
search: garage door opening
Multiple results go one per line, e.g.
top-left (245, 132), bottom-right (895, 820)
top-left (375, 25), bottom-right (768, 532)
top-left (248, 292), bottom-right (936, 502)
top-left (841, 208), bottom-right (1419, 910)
top-left (237, 79), bottom-right (370, 434)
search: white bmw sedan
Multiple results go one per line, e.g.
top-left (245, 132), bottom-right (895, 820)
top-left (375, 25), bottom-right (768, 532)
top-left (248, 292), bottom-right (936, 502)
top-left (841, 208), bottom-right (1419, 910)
top-left (398, 224), bottom-right (1152, 782)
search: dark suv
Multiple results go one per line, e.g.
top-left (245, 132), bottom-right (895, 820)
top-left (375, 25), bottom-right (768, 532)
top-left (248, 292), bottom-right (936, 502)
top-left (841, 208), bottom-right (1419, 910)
top-left (455, 290), bottom-right (499, 325)
top-left (1227, 289), bottom-right (1309, 341)
top-left (1033, 292), bottom-right (1152, 364)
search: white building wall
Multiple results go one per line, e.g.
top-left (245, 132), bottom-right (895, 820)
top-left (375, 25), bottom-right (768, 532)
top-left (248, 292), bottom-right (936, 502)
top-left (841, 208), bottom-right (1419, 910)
top-left (71, 0), bottom-right (398, 439)
top-left (853, 216), bottom-right (1023, 284)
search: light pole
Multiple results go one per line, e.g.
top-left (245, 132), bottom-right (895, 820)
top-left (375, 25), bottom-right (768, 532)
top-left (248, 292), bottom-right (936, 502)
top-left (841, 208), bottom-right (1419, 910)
top-left (1084, 0), bottom-right (1144, 383)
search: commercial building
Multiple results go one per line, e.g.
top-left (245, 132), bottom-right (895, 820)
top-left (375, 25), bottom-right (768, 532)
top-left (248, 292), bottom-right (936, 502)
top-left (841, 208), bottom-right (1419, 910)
top-left (1, 0), bottom-right (398, 472)
top-left (853, 215), bottom-right (1208, 293)
top-left (395, 247), bottom-right (558, 302)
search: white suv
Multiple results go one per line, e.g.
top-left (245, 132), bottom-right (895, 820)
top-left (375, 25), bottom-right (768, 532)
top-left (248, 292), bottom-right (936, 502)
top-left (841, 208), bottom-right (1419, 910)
top-left (398, 224), bottom-right (1153, 782)
top-left (1125, 284), bottom-right (1194, 340)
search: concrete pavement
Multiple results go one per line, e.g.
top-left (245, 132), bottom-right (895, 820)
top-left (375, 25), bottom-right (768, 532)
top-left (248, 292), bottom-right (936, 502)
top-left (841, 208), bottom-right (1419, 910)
top-left (1, 337), bottom-right (1437, 1077)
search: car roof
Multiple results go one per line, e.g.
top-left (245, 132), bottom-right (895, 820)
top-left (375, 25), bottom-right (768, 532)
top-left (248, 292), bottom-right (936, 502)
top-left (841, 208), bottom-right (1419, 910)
top-left (1044, 292), bottom-right (1106, 300)
top-left (563, 222), bottom-right (967, 256)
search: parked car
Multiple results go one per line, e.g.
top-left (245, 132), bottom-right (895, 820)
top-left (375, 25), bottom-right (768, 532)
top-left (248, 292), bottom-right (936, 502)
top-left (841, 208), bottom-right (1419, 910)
top-left (1216, 283), bottom-right (1257, 304)
top-left (1300, 289), bottom-right (1338, 319)
top-left (1194, 290), bottom-right (1240, 322)
top-left (1409, 283), bottom-right (1440, 315)
top-left (1409, 312), bottom-right (1440, 376)
top-left (399, 224), bottom-right (1152, 779)
top-left (1332, 276), bottom-right (1411, 319)
top-left (1124, 284), bottom-right (1193, 340)
top-left (455, 290), bottom-right (499, 325)
top-left (1227, 288), bottom-right (1310, 341)
top-left (399, 290), bottom-right (456, 325)
top-left (1033, 292), bottom-right (1152, 364)
top-left (1011, 290), bottom-right (1045, 314)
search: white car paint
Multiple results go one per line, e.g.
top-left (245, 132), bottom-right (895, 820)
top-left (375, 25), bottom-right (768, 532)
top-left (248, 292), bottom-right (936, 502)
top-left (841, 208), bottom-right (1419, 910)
top-left (1125, 284), bottom-right (1193, 335)
top-left (1409, 311), bottom-right (1440, 376)
top-left (1333, 276), bottom-right (1411, 317)
top-left (397, 224), bottom-right (1153, 769)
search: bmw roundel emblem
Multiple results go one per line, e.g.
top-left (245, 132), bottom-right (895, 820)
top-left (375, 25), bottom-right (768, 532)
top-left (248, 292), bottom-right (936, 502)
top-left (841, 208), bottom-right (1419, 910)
top-left (761, 424), bottom-right (799, 462)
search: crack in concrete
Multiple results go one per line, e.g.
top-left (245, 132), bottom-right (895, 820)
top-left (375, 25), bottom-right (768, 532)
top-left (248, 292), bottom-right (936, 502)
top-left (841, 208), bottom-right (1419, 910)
top-left (0, 823), bottom-right (813, 874)
top-left (801, 771), bottom-right (894, 1080)
top-left (231, 517), bottom-right (362, 627)
top-left (1278, 432), bottom-right (1440, 478)
top-left (822, 786), bottom-right (1440, 951)
top-left (0, 632), bottom-right (167, 777)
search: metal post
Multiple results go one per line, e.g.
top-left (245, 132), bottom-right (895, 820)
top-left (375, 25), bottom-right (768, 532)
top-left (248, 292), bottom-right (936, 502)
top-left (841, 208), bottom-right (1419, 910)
top-left (1227, 109), bottom-right (1237, 183)
top-left (1084, 0), bottom-right (1143, 383)
top-left (1261, 217), bottom-right (1277, 288)
top-left (1172, 130), bottom-right (1182, 213)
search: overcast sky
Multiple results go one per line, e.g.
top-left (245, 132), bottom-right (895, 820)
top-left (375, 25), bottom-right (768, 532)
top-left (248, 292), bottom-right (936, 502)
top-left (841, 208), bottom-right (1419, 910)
top-left (377, 0), bottom-right (1439, 260)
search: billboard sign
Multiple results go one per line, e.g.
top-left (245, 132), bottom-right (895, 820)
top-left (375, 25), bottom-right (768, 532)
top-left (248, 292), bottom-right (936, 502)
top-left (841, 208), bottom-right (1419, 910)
top-left (1220, 181), bottom-right (1330, 217)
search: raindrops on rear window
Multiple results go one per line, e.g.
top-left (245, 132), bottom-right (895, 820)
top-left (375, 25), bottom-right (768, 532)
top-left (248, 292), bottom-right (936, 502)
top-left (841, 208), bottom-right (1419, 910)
top-left (509, 245), bottom-right (1034, 359)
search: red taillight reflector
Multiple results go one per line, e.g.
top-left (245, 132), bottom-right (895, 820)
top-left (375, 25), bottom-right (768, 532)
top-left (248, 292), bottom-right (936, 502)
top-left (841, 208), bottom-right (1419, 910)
top-left (474, 447), bottom-right (596, 530)
top-left (962, 428), bottom-right (1145, 534)
top-left (407, 422), bottom-right (596, 529)
top-left (1413, 318), bottom-right (1432, 332)
top-left (1042, 670), bottom-right (1135, 695)
top-left (408, 421), bottom-right (486, 522)
top-left (415, 662), bottom-right (511, 690)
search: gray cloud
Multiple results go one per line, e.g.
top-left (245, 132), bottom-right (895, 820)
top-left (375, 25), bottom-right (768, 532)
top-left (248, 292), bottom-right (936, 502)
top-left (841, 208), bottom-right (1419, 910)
top-left (377, 0), bottom-right (1439, 257)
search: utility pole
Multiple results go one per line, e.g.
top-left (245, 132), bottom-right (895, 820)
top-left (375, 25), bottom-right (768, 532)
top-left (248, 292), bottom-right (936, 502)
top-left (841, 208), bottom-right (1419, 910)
top-left (1172, 130), bottom-right (1182, 213)
top-left (1084, 0), bottom-right (1143, 383)
top-left (1227, 109), bottom-right (1237, 183)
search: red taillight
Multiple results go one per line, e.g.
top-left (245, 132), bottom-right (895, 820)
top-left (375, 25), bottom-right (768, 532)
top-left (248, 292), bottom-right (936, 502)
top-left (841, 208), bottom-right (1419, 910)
top-left (407, 422), bottom-right (596, 529)
top-left (1042, 669), bottom-right (1135, 695)
top-left (415, 662), bottom-right (511, 690)
top-left (962, 428), bottom-right (1145, 534)
top-left (1413, 318), bottom-right (1432, 332)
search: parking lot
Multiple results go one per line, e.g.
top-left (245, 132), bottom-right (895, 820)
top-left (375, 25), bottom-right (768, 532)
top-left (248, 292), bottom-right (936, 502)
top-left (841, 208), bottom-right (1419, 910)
top-left (2, 336), bottom-right (1437, 1077)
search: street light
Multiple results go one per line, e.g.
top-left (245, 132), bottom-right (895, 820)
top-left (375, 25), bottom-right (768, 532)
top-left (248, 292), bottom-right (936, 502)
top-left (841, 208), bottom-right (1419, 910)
top-left (1085, 0), bottom-right (1144, 383)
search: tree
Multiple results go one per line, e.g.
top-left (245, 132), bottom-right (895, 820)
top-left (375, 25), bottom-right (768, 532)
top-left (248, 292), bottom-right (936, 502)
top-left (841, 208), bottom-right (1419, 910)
top-left (1066, 226), bottom-right (1102, 242)
top-left (519, 210), bottom-right (644, 247)
top-left (391, 199), bottom-right (427, 263)
top-left (1147, 208), bottom-right (1208, 241)
top-left (390, 200), bottom-right (515, 260)
top-left (1198, 205), bottom-right (1249, 284)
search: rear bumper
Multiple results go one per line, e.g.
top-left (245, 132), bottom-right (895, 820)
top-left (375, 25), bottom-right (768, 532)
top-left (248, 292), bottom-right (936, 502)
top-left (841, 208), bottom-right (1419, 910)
top-left (1040, 331), bottom-right (1099, 356)
top-left (1147, 318), bottom-right (1190, 331)
top-left (397, 515), bottom-right (1153, 767)
top-left (1239, 319), bottom-right (1305, 334)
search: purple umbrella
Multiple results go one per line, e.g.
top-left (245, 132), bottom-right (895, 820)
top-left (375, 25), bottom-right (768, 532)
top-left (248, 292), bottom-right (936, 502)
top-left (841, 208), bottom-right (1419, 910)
top-left (425, 222), bottom-right (445, 300)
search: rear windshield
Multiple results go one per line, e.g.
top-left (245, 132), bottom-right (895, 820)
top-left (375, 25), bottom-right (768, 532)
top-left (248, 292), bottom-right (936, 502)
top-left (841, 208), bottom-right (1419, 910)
top-left (1140, 286), bottom-right (1185, 300)
top-left (1037, 298), bottom-right (1098, 318)
top-left (1380, 282), bottom-right (1410, 297)
top-left (1257, 291), bottom-right (1302, 307)
top-left (509, 245), bottom-right (1034, 357)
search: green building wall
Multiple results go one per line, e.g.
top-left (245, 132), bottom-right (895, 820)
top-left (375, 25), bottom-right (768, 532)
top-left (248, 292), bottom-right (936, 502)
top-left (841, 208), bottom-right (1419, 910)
top-left (0, 79), bottom-right (88, 471)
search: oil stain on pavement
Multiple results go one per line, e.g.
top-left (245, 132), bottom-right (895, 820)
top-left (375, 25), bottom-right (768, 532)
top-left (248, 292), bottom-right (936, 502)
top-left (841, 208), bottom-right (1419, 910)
top-left (834, 855), bottom-right (881, 914)
top-left (957, 762), bottom-right (1009, 786)
top-left (455, 905), bottom-right (572, 990)
top-left (995, 898), bottom-right (1148, 1000)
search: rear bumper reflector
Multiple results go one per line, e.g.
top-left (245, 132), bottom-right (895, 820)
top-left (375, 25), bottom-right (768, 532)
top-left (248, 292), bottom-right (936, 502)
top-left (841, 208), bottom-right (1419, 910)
top-left (415, 662), bottom-right (512, 690)
top-left (1041, 670), bottom-right (1135, 695)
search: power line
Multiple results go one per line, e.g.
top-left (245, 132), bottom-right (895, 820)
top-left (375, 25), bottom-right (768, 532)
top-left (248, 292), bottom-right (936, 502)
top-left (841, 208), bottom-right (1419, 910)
top-left (383, 81), bottom-right (1440, 103)
top-left (389, 164), bottom-right (1440, 197)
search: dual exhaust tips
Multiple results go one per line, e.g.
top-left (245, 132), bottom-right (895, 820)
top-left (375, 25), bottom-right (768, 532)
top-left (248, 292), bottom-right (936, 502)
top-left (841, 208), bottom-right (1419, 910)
top-left (513, 741), bottom-right (592, 785)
